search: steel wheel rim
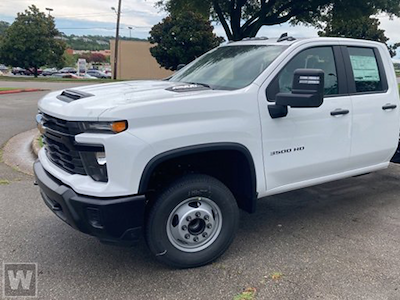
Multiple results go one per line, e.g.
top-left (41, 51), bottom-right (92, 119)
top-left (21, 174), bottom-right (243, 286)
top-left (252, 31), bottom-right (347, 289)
top-left (166, 197), bottom-right (222, 253)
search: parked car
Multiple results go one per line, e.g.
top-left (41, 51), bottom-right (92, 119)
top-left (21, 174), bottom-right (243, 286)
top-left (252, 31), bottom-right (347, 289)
top-left (51, 73), bottom-right (80, 79)
top-left (86, 69), bottom-right (111, 79)
top-left (12, 67), bottom-right (26, 75)
top-left (42, 68), bottom-right (58, 76)
top-left (13, 67), bottom-right (43, 76)
top-left (0, 64), bottom-right (8, 72)
top-left (59, 67), bottom-right (77, 74)
top-left (80, 74), bottom-right (98, 80)
top-left (34, 36), bottom-right (400, 268)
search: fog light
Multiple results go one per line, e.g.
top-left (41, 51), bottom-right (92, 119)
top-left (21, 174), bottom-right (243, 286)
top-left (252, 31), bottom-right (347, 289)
top-left (96, 152), bottom-right (106, 165)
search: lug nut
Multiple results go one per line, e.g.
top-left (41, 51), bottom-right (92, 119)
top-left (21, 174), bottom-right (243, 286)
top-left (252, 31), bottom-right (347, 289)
top-left (186, 216), bottom-right (192, 222)
top-left (195, 212), bottom-right (201, 217)
top-left (181, 225), bottom-right (187, 231)
top-left (204, 215), bottom-right (209, 221)
top-left (193, 237), bottom-right (199, 242)
top-left (184, 234), bottom-right (190, 239)
top-left (202, 232), bottom-right (208, 238)
top-left (207, 223), bottom-right (212, 229)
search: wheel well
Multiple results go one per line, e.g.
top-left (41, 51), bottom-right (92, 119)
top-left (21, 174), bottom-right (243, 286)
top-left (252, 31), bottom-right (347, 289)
top-left (139, 144), bottom-right (257, 213)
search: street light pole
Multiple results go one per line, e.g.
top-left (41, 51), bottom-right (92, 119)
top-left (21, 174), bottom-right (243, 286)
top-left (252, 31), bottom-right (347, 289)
top-left (113, 0), bottom-right (122, 80)
top-left (45, 7), bottom-right (53, 16)
top-left (128, 26), bottom-right (133, 39)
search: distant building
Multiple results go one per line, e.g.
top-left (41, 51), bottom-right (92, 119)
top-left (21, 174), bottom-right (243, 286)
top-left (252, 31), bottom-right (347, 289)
top-left (96, 40), bottom-right (109, 45)
top-left (110, 40), bottom-right (173, 80)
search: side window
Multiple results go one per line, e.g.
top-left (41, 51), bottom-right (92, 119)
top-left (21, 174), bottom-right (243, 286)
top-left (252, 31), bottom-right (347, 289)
top-left (348, 47), bottom-right (383, 93)
top-left (267, 47), bottom-right (338, 101)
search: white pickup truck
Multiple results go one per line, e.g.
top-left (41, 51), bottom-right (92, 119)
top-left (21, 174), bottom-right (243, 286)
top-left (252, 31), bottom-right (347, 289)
top-left (34, 36), bottom-right (400, 268)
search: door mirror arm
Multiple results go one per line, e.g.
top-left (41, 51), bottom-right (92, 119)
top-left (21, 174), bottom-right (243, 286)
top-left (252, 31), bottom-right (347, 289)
top-left (268, 104), bottom-right (288, 119)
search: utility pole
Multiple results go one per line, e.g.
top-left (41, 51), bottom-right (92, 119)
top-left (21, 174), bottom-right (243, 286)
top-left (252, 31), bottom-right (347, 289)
top-left (112, 0), bottom-right (122, 80)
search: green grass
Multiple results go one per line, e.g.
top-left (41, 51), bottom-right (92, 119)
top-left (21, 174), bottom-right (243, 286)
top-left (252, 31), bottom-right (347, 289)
top-left (0, 87), bottom-right (21, 91)
top-left (233, 288), bottom-right (256, 300)
top-left (0, 179), bottom-right (10, 185)
top-left (0, 76), bottom-right (122, 83)
top-left (37, 136), bottom-right (44, 148)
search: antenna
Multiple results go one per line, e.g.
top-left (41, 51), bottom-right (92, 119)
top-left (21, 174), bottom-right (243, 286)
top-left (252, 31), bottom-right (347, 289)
top-left (277, 33), bottom-right (296, 42)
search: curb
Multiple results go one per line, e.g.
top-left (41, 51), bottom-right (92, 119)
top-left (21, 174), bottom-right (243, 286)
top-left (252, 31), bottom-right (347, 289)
top-left (0, 88), bottom-right (45, 95)
top-left (2, 128), bottom-right (38, 176)
top-left (31, 131), bottom-right (41, 158)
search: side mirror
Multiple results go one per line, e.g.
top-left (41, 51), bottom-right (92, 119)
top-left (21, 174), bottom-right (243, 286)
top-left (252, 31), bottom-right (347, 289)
top-left (176, 64), bottom-right (186, 71)
top-left (268, 69), bottom-right (324, 119)
top-left (276, 69), bottom-right (325, 108)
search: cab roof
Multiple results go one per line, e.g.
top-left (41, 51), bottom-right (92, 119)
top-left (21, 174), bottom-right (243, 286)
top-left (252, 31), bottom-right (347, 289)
top-left (225, 36), bottom-right (386, 48)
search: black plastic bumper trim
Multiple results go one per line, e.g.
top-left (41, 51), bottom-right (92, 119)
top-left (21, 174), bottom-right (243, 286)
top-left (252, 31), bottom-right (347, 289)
top-left (34, 160), bottom-right (146, 244)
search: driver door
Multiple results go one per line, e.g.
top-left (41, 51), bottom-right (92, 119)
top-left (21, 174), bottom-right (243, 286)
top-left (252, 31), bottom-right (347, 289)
top-left (258, 45), bottom-right (352, 193)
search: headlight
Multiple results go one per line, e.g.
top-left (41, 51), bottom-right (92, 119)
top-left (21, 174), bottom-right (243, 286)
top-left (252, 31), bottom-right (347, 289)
top-left (79, 120), bottom-right (128, 134)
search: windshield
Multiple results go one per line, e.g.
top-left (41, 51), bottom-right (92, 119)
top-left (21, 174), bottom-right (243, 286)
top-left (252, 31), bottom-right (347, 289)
top-left (169, 45), bottom-right (287, 90)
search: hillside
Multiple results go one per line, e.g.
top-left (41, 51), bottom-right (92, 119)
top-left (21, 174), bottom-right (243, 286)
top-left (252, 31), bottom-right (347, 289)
top-left (58, 33), bottom-right (147, 51)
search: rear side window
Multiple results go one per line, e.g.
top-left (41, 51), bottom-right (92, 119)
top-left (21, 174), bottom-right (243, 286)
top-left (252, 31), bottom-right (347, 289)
top-left (348, 47), bottom-right (383, 93)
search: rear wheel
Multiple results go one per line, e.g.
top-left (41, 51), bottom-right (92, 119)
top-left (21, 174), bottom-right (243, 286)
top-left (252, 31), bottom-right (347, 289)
top-left (145, 174), bottom-right (239, 268)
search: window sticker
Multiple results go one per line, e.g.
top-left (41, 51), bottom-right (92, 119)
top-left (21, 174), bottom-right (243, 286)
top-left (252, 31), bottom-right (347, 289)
top-left (349, 55), bottom-right (380, 82)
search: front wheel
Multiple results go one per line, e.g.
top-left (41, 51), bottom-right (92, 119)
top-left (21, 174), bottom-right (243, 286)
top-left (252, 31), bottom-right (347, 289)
top-left (145, 174), bottom-right (239, 268)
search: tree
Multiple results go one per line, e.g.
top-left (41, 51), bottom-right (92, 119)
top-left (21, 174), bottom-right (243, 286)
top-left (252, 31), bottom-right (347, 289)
top-left (62, 52), bottom-right (77, 67)
top-left (0, 21), bottom-right (9, 36)
top-left (157, 0), bottom-right (400, 41)
top-left (149, 11), bottom-right (224, 70)
top-left (319, 17), bottom-right (388, 43)
top-left (318, 0), bottom-right (400, 57)
top-left (388, 43), bottom-right (400, 58)
top-left (0, 5), bottom-right (65, 76)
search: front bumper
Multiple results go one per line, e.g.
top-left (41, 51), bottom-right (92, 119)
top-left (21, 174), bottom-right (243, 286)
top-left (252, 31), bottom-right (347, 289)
top-left (34, 160), bottom-right (146, 245)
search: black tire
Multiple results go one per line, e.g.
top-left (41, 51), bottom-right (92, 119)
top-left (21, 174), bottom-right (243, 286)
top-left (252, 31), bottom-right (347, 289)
top-left (145, 174), bottom-right (239, 268)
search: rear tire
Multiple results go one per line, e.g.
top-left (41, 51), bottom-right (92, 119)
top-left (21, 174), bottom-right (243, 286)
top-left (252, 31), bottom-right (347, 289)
top-left (145, 174), bottom-right (239, 268)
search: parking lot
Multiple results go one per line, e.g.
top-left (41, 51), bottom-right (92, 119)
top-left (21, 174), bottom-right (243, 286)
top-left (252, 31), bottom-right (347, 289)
top-left (0, 80), bottom-right (400, 299)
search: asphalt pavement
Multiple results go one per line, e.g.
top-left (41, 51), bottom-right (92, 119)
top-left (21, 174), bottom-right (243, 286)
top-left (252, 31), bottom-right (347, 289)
top-left (0, 80), bottom-right (400, 299)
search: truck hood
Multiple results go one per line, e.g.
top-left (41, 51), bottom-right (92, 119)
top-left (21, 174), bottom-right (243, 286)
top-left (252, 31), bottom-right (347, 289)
top-left (38, 80), bottom-right (223, 121)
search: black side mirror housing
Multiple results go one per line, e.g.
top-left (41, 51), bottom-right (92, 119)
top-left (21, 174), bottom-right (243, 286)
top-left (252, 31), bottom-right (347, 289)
top-left (268, 69), bottom-right (325, 119)
top-left (176, 64), bottom-right (186, 71)
top-left (276, 69), bottom-right (324, 108)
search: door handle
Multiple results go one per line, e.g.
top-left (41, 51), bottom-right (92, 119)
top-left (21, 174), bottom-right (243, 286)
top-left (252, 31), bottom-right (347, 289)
top-left (382, 104), bottom-right (397, 110)
top-left (330, 109), bottom-right (349, 116)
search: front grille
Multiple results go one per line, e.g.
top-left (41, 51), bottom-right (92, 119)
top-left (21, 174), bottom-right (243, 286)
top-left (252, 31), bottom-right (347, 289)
top-left (42, 114), bottom-right (87, 175)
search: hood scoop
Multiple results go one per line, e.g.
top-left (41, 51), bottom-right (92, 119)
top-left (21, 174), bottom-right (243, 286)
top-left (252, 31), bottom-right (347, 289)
top-left (56, 89), bottom-right (94, 103)
top-left (166, 84), bottom-right (210, 93)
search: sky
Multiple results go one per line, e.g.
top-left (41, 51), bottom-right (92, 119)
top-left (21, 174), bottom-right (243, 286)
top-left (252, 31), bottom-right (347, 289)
top-left (1, 0), bottom-right (400, 60)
